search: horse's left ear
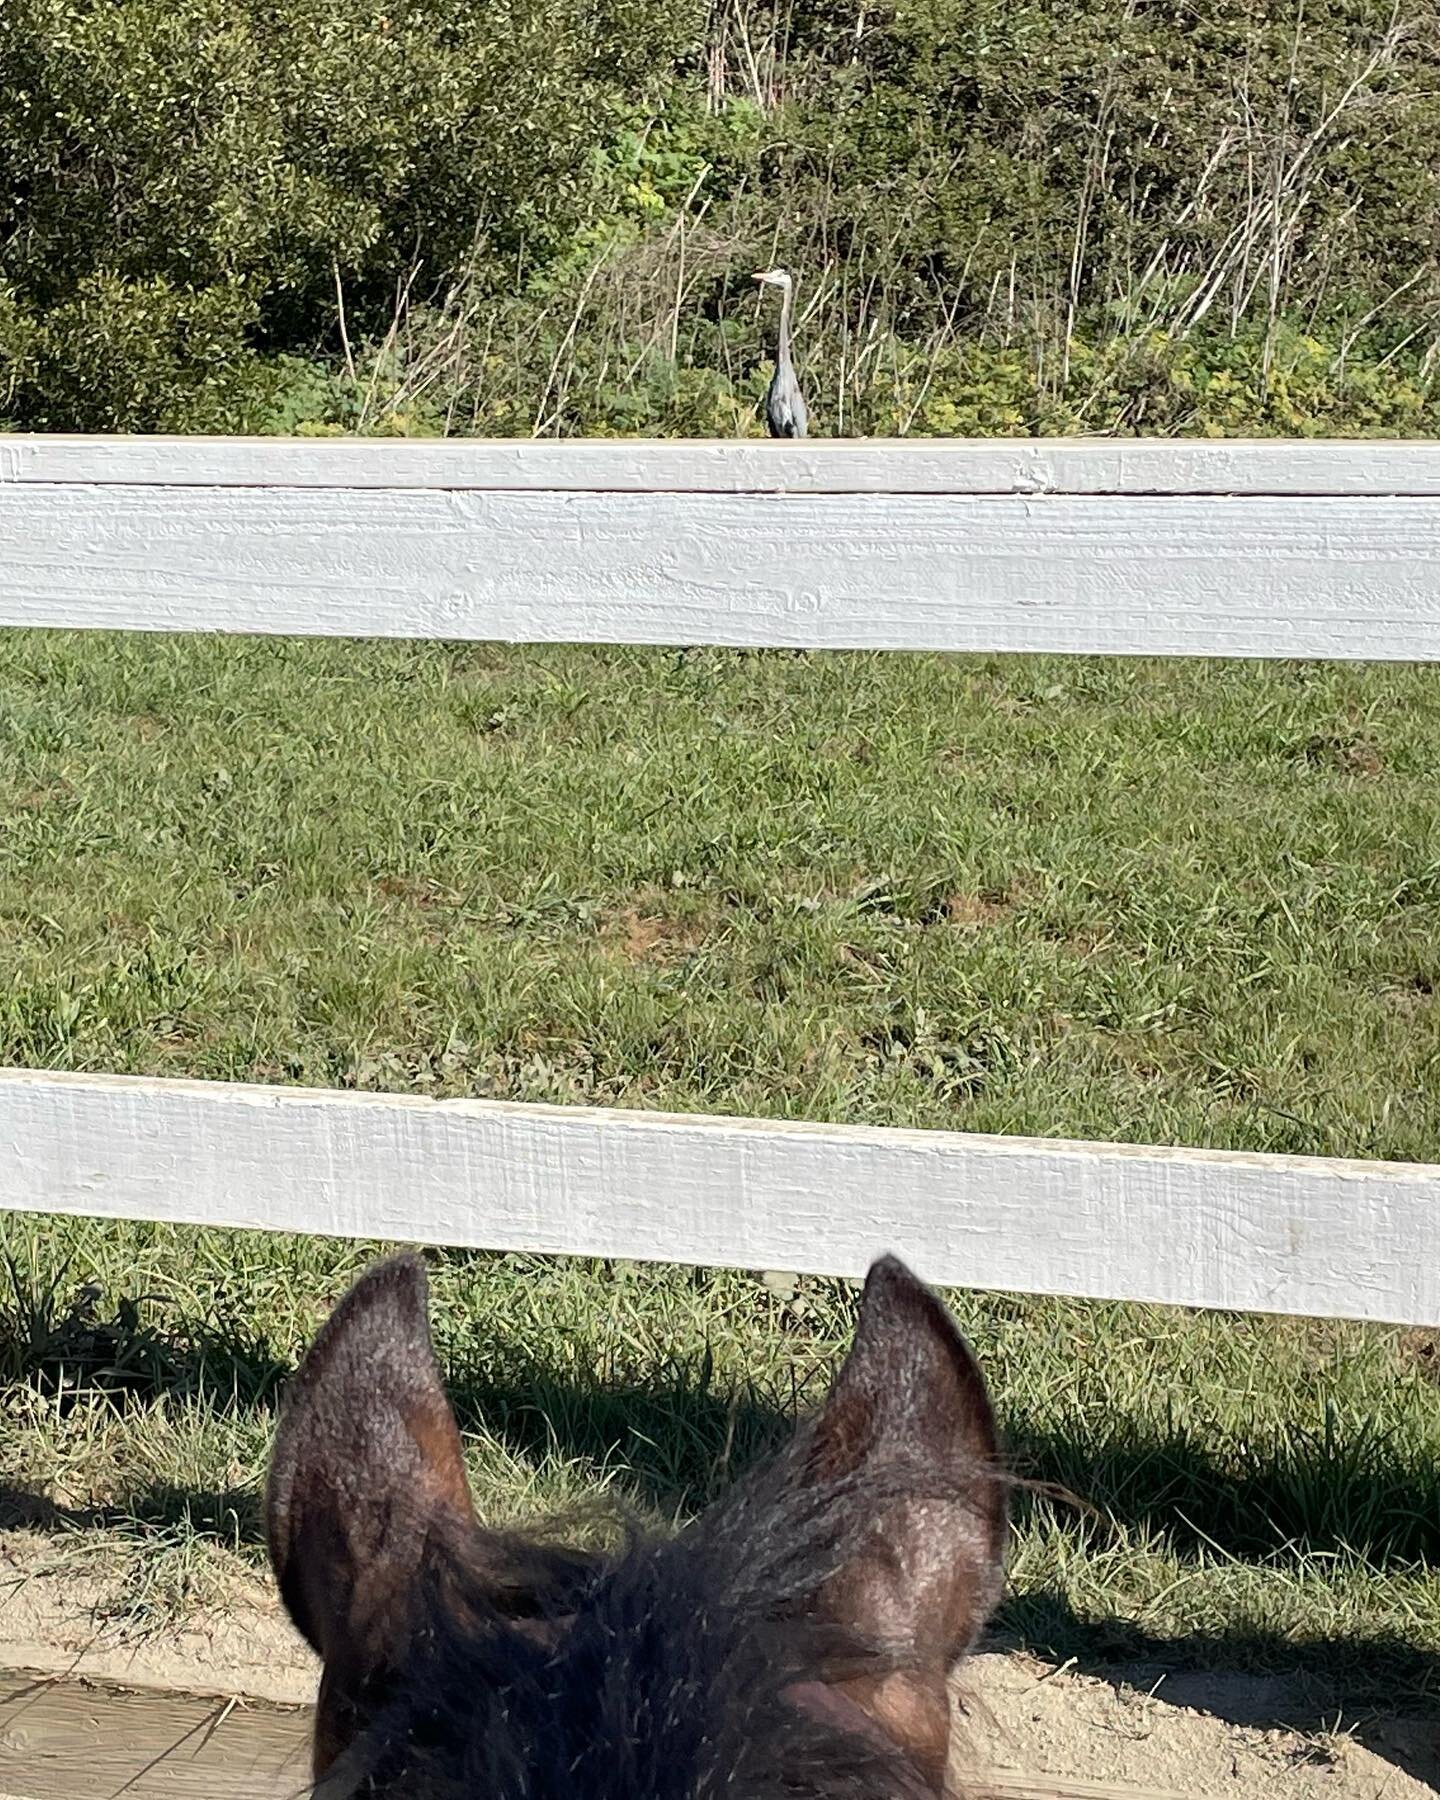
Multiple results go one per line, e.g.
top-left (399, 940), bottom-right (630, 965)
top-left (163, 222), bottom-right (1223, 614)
top-left (795, 1256), bottom-right (1008, 1790)
top-left (267, 1254), bottom-right (479, 1776)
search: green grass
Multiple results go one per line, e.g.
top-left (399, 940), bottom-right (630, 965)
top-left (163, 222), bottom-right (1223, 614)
top-left (2, 631), bottom-right (1440, 1698)
top-left (3, 632), bottom-right (1439, 1154)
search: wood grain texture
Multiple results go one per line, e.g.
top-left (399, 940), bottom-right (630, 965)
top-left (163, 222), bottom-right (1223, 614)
top-left (6, 482), bottom-right (1440, 658)
top-left (7, 434), bottom-right (1440, 493)
top-left (0, 1673), bottom-right (311, 1800)
top-left (3, 1068), bottom-right (1438, 1325)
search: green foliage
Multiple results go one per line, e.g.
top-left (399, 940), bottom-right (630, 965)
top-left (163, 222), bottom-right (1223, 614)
top-left (265, 313), bottom-right (1440, 441)
top-left (3, 0), bottom-right (1439, 433)
top-left (0, 0), bottom-right (698, 429)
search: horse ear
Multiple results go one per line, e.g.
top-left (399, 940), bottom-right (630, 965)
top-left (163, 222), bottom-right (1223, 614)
top-left (267, 1254), bottom-right (478, 1776)
top-left (798, 1256), bottom-right (1007, 1790)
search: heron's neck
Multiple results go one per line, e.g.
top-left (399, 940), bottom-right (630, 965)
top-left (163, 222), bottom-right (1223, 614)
top-left (777, 284), bottom-right (793, 364)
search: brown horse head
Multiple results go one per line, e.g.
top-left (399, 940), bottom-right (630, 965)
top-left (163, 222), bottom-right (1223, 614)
top-left (267, 1253), bottom-right (1007, 1797)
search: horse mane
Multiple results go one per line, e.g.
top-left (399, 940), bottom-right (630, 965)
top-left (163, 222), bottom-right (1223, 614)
top-left (320, 1439), bottom-right (991, 1800)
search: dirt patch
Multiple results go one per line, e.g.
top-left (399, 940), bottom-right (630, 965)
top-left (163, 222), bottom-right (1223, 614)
top-left (373, 872), bottom-right (461, 909)
top-left (604, 905), bottom-right (706, 965)
top-left (11, 780), bottom-right (72, 812)
top-left (1384, 972), bottom-right (1435, 1017)
top-left (1063, 923), bottom-right (1116, 960)
top-left (961, 1651), bottom-right (1438, 1797)
top-left (1, 1533), bottom-right (1433, 1797)
top-left (942, 892), bottom-right (1014, 928)
top-left (0, 1532), bottom-right (314, 1707)
top-left (1400, 1327), bottom-right (1440, 1386)
top-left (1299, 732), bottom-right (1386, 778)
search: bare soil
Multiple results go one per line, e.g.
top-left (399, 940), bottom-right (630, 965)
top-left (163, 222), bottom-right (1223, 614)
top-left (1, 1530), bottom-right (1435, 1798)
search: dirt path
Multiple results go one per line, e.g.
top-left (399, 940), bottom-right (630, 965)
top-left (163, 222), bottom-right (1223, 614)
top-left (1, 1532), bottom-right (1435, 1797)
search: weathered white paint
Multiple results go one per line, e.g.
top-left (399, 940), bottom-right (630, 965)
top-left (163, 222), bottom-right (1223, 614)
top-left (2, 1068), bottom-right (1436, 1325)
top-left (7, 482), bottom-right (1440, 657)
top-left (7, 433), bottom-right (1440, 494)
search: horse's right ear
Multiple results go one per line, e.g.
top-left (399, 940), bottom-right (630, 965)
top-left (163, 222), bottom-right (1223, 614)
top-left (267, 1254), bottom-right (478, 1777)
top-left (791, 1256), bottom-right (1007, 1791)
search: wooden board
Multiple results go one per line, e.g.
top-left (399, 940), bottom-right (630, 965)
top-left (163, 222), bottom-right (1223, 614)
top-left (7, 480), bottom-right (1440, 659)
top-left (7, 433), bottom-right (1440, 494)
top-left (3, 1067), bottom-right (1438, 1326)
top-left (0, 1669), bottom-right (1182, 1800)
top-left (0, 1672), bottom-right (311, 1800)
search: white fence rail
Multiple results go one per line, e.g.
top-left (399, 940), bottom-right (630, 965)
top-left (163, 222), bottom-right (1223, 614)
top-left (8, 436), bottom-right (1440, 659)
top-left (2, 1069), bottom-right (1438, 1327)
top-left (3, 435), bottom-right (1439, 1324)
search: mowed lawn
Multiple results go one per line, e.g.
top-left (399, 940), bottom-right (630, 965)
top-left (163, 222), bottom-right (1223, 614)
top-left (2, 630), bottom-right (1440, 1692)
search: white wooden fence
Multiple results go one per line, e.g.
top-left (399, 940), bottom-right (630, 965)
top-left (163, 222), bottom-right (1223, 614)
top-left (3, 435), bottom-right (1440, 1326)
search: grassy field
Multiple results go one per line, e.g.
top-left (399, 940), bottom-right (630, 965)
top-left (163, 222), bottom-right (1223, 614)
top-left (3, 630), bottom-right (1440, 1698)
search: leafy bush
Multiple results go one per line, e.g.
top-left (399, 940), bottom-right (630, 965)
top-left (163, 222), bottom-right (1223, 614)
top-left (3, 0), bottom-right (1438, 434)
top-left (0, 0), bottom-right (698, 428)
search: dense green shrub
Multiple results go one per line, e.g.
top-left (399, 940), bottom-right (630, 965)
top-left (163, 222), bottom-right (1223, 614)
top-left (2, 0), bottom-right (1438, 434)
top-left (0, 0), bottom-right (698, 427)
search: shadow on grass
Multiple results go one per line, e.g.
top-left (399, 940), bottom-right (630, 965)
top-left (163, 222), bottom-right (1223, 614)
top-left (0, 1278), bottom-right (291, 1414)
top-left (1002, 1411), bottom-right (1440, 1573)
top-left (5, 1287), bottom-right (1440, 1560)
top-left (444, 1364), bottom-right (794, 1515)
top-left (0, 1480), bottom-right (257, 1547)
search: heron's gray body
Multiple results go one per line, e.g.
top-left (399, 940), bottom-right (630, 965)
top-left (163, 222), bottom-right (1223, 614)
top-left (765, 362), bottom-right (808, 438)
top-left (756, 269), bottom-right (808, 439)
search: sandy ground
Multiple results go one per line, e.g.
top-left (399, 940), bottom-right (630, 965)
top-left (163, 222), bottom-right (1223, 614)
top-left (1, 1529), bottom-right (1435, 1797)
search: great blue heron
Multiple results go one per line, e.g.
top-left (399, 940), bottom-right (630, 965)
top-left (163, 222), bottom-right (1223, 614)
top-left (753, 267), bottom-right (807, 438)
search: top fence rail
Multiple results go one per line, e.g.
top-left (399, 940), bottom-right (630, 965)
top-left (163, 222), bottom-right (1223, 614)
top-left (4, 435), bottom-right (1440, 661)
top-left (9, 433), bottom-right (1440, 493)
